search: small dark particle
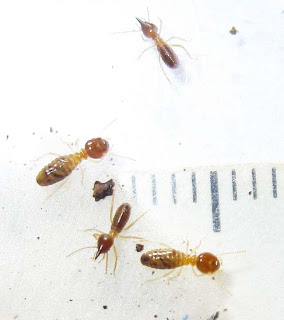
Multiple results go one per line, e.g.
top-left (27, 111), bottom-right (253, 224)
top-left (223, 309), bottom-right (228, 312)
top-left (6, 135), bottom-right (9, 140)
top-left (207, 311), bottom-right (219, 320)
top-left (93, 179), bottom-right (115, 202)
top-left (230, 26), bottom-right (238, 35)
top-left (212, 276), bottom-right (215, 280)
top-left (136, 244), bottom-right (144, 252)
top-left (50, 127), bottom-right (53, 133)
top-left (249, 191), bottom-right (252, 195)
top-left (55, 130), bottom-right (58, 134)
top-left (37, 237), bottom-right (40, 240)
top-left (103, 305), bottom-right (108, 310)
top-left (152, 271), bottom-right (155, 275)
top-left (154, 315), bottom-right (158, 318)
top-left (32, 132), bottom-right (35, 135)
top-left (69, 299), bottom-right (73, 302)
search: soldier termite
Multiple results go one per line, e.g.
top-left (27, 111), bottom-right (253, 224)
top-left (135, 12), bottom-right (193, 84)
top-left (67, 192), bottom-right (146, 275)
top-left (36, 137), bottom-right (109, 186)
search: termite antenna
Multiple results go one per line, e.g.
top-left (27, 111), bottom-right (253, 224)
top-left (66, 246), bottom-right (97, 258)
top-left (218, 250), bottom-right (246, 256)
top-left (109, 152), bottom-right (136, 162)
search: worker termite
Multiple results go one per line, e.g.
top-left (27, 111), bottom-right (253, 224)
top-left (141, 248), bottom-right (221, 275)
top-left (141, 242), bottom-right (244, 284)
top-left (36, 137), bottom-right (109, 186)
top-left (67, 192), bottom-right (146, 275)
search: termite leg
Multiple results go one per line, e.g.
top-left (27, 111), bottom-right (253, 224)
top-left (191, 239), bottom-right (203, 254)
top-left (138, 45), bottom-right (156, 60)
top-left (158, 17), bottom-right (163, 35)
top-left (158, 54), bottom-right (172, 84)
top-left (43, 178), bottom-right (70, 202)
top-left (93, 233), bottom-right (101, 240)
top-left (123, 211), bottom-right (147, 231)
top-left (191, 265), bottom-right (204, 277)
top-left (109, 186), bottom-right (116, 223)
top-left (166, 36), bottom-right (189, 43)
top-left (144, 269), bottom-right (176, 284)
top-left (169, 44), bottom-right (196, 60)
top-left (112, 243), bottom-right (118, 275)
top-left (119, 235), bottom-right (146, 240)
top-left (168, 266), bottom-right (184, 283)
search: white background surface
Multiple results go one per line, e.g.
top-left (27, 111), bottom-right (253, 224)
top-left (0, 0), bottom-right (284, 319)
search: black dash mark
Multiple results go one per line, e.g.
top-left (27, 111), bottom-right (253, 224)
top-left (192, 172), bottom-right (197, 203)
top-left (272, 167), bottom-right (277, 198)
top-left (210, 171), bottom-right (221, 232)
top-left (151, 175), bottom-right (157, 205)
top-left (171, 174), bottom-right (177, 204)
top-left (252, 169), bottom-right (257, 200)
top-left (131, 175), bottom-right (137, 201)
top-left (232, 169), bottom-right (237, 201)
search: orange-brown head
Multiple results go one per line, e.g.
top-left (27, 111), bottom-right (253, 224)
top-left (85, 138), bottom-right (109, 159)
top-left (196, 252), bottom-right (221, 274)
top-left (136, 18), bottom-right (159, 39)
top-left (95, 233), bottom-right (114, 260)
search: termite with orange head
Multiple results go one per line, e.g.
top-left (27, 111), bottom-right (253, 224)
top-left (36, 137), bottom-right (109, 186)
top-left (140, 241), bottom-right (245, 285)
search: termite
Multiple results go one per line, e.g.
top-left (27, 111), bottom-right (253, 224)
top-left (36, 137), bottom-right (109, 186)
top-left (141, 248), bottom-right (221, 275)
top-left (67, 192), bottom-right (145, 275)
top-left (135, 14), bottom-right (192, 83)
top-left (136, 18), bottom-right (180, 69)
top-left (141, 243), bottom-right (244, 284)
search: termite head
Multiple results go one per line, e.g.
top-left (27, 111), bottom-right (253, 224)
top-left (95, 234), bottom-right (114, 260)
top-left (85, 138), bottom-right (109, 159)
top-left (196, 252), bottom-right (221, 274)
top-left (136, 18), bottom-right (158, 39)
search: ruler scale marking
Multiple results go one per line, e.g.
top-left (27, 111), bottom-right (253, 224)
top-left (151, 174), bottom-right (157, 205)
top-left (192, 172), bottom-right (197, 203)
top-left (210, 171), bottom-right (221, 232)
top-left (232, 169), bottom-right (237, 201)
top-left (252, 168), bottom-right (257, 200)
top-left (272, 167), bottom-right (277, 198)
top-left (171, 173), bottom-right (177, 204)
top-left (131, 175), bottom-right (137, 202)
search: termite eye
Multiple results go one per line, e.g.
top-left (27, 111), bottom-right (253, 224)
top-left (85, 138), bottom-right (109, 159)
top-left (196, 252), bottom-right (220, 274)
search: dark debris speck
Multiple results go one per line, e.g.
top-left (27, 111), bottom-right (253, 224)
top-left (136, 244), bottom-right (144, 252)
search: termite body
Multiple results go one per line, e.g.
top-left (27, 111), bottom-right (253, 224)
top-left (36, 137), bottom-right (109, 186)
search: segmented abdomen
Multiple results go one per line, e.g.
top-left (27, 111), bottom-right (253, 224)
top-left (156, 39), bottom-right (179, 69)
top-left (36, 154), bottom-right (81, 186)
top-left (141, 249), bottom-right (186, 269)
